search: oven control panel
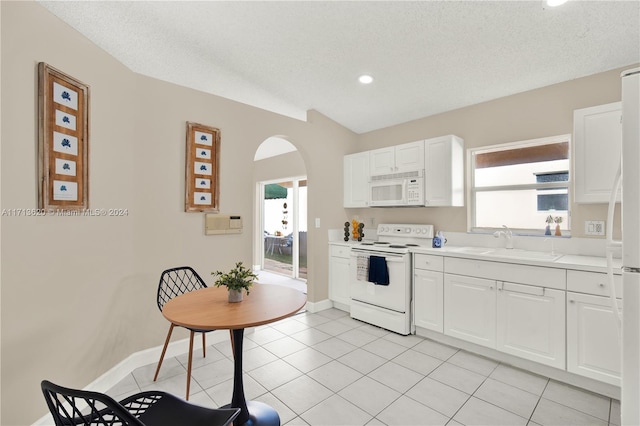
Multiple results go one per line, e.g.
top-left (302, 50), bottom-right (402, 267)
top-left (376, 223), bottom-right (434, 238)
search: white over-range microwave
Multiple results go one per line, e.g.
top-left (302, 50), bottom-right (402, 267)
top-left (369, 170), bottom-right (424, 207)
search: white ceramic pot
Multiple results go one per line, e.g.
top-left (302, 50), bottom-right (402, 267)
top-left (228, 289), bottom-right (243, 303)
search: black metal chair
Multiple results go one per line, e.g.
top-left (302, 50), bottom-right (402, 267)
top-left (154, 266), bottom-right (211, 400)
top-left (41, 380), bottom-right (240, 426)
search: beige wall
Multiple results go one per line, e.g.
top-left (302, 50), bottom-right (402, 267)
top-left (352, 66), bottom-right (636, 240)
top-left (0, 2), bottom-right (356, 424)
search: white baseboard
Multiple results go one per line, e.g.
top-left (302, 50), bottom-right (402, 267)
top-left (305, 299), bottom-right (332, 313)
top-left (33, 330), bottom-right (230, 425)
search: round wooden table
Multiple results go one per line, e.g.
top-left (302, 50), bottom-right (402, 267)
top-left (162, 283), bottom-right (307, 426)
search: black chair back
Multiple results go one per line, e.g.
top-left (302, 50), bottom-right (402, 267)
top-left (157, 266), bottom-right (208, 312)
top-left (41, 380), bottom-right (145, 425)
top-left (42, 380), bottom-right (240, 426)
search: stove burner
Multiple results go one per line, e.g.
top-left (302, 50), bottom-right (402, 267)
top-left (389, 245), bottom-right (408, 248)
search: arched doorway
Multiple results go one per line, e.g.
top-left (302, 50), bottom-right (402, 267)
top-left (253, 137), bottom-right (308, 289)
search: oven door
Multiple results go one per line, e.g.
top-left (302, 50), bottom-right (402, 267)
top-left (349, 249), bottom-right (411, 312)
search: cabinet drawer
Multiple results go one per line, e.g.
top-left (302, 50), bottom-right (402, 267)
top-left (444, 257), bottom-right (566, 290)
top-left (414, 254), bottom-right (444, 272)
top-left (330, 245), bottom-right (351, 259)
top-left (567, 270), bottom-right (623, 298)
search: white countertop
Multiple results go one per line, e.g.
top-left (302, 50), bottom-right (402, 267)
top-left (329, 228), bottom-right (622, 274)
top-left (331, 242), bottom-right (622, 274)
top-left (414, 245), bottom-right (622, 274)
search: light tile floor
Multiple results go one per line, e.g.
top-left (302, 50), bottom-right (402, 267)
top-left (107, 308), bottom-right (620, 426)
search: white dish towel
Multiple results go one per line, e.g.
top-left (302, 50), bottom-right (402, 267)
top-left (357, 256), bottom-right (369, 281)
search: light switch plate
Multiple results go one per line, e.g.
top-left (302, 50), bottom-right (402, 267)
top-left (585, 220), bottom-right (605, 236)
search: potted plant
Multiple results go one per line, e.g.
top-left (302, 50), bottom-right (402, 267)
top-left (212, 261), bottom-right (258, 302)
top-left (545, 215), bottom-right (554, 235)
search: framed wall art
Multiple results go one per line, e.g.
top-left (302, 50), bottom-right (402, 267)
top-left (38, 63), bottom-right (90, 211)
top-left (185, 122), bottom-right (220, 212)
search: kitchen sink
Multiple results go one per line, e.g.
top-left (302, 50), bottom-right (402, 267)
top-left (483, 248), bottom-right (563, 261)
top-left (448, 246), bottom-right (493, 254)
top-left (448, 246), bottom-right (562, 261)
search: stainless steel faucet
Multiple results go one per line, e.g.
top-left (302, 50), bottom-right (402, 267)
top-left (494, 225), bottom-right (514, 249)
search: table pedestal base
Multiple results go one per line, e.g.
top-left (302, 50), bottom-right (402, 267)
top-left (222, 401), bottom-right (279, 426)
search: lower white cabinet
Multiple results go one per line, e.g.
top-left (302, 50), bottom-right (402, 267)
top-left (497, 282), bottom-right (566, 369)
top-left (329, 244), bottom-right (351, 309)
top-left (414, 254), bottom-right (621, 388)
top-left (413, 254), bottom-right (444, 332)
top-left (567, 291), bottom-right (622, 386)
top-left (444, 274), bottom-right (496, 348)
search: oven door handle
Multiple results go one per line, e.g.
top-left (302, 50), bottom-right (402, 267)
top-left (350, 252), bottom-right (407, 262)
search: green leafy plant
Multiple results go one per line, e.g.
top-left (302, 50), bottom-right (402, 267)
top-left (545, 215), bottom-right (554, 224)
top-left (212, 262), bottom-right (258, 295)
top-left (554, 216), bottom-right (563, 224)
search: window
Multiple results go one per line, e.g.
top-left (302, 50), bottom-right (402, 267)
top-left (469, 135), bottom-right (571, 234)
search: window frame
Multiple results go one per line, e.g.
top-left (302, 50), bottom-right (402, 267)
top-left (467, 134), bottom-right (572, 236)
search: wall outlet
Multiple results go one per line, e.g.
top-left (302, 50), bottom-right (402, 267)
top-left (585, 220), bottom-right (605, 236)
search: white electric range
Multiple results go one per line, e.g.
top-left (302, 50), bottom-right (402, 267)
top-left (349, 224), bottom-right (434, 335)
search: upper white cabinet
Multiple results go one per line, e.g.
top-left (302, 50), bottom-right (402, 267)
top-left (370, 140), bottom-right (424, 176)
top-left (344, 152), bottom-right (370, 208)
top-left (573, 102), bottom-right (622, 203)
top-left (424, 135), bottom-right (464, 206)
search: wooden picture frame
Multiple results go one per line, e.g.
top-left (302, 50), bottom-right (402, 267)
top-left (38, 63), bottom-right (90, 211)
top-left (185, 122), bottom-right (220, 212)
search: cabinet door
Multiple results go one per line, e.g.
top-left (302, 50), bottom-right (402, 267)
top-left (497, 282), bottom-right (565, 369)
top-left (414, 269), bottom-right (444, 332)
top-left (424, 135), bottom-right (464, 206)
top-left (395, 141), bottom-right (425, 173)
top-left (369, 147), bottom-right (395, 176)
top-left (567, 292), bottom-right (621, 386)
top-left (573, 102), bottom-right (622, 203)
top-left (329, 255), bottom-right (351, 308)
top-left (344, 152), bottom-right (369, 208)
top-left (444, 274), bottom-right (496, 348)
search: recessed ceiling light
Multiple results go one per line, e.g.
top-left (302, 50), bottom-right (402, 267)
top-left (546, 0), bottom-right (568, 6)
top-left (358, 75), bottom-right (374, 84)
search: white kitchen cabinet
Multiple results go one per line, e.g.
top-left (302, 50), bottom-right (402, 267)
top-left (573, 102), bottom-right (622, 203)
top-left (567, 269), bottom-right (623, 298)
top-left (329, 244), bottom-right (351, 310)
top-left (369, 140), bottom-right (424, 176)
top-left (444, 274), bottom-right (496, 349)
top-left (443, 257), bottom-right (566, 360)
top-left (497, 282), bottom-right (566, 369)
top-left (567, 291), bottom-right (622, 386)
top-left (424, 135), bottom-right (464, 206)
top-left (344, 152), bottom-right (369, 208)
top-left (413, 254), bottom-right (444, 333)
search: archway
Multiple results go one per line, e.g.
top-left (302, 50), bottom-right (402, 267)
top-left (253, 137), bottom-right (308, 289)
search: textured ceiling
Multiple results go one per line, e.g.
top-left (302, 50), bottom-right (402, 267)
top-left (39, 1), bottom-right (640, 134)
